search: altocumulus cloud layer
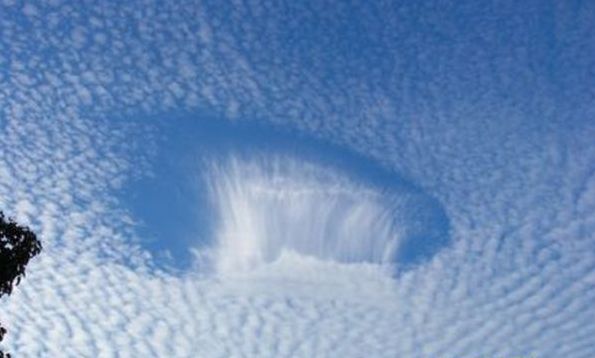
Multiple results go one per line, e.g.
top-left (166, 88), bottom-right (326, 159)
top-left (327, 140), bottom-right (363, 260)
top-left (0, 0), bottom-right (594, 357)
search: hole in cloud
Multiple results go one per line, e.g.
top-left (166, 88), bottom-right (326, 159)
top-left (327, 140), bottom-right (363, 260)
top-left (122, 113), bottom-right (449, 274)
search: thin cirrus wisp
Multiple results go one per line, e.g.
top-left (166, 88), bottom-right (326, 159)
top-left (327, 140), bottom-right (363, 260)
top-left (205, 155), bottom-right (446, 274)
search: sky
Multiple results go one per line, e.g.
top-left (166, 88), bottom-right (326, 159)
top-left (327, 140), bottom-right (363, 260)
top-left (0, 0), bottom-right (594, 357)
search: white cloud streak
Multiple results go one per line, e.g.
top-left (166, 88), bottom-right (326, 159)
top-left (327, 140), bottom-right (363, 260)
top-left (205, 156), bottom-right (415, 273)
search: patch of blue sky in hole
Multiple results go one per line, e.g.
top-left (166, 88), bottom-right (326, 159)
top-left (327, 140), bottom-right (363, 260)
top-left (121, 110), bottom-right (450, 274)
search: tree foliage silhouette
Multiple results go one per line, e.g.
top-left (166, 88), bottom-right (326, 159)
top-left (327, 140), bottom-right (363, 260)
top-left (0, 211), bottom-right (42, 358)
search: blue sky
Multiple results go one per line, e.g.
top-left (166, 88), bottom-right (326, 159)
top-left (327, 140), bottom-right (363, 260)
top-left (123, 114), bottom-right (449, 272)
top-left (0, 0), bottom-right (594, 356)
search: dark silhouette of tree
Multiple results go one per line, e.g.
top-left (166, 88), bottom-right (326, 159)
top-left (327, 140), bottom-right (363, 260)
top-left (0, 211), bottom-right (42, 358)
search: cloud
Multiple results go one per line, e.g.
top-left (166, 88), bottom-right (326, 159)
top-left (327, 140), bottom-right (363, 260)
top-left (204, 154), bottom-right (449, 273)
top-left (0, 0), bottom-right (593, 357)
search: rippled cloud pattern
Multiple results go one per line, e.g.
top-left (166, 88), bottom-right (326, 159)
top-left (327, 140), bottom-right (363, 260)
top-left (0, 0), bottom-right (594, 357)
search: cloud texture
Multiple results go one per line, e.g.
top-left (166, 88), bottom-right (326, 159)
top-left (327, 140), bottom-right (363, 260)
top-left (0, 0), bottom-right (594, 357)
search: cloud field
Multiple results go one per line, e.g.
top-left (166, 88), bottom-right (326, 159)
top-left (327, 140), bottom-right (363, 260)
top-left (0, 0), bottom-right (594, 357)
